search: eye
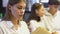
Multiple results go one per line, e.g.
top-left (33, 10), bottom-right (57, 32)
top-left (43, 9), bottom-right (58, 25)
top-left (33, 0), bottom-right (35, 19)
top-left (17, 7), bottom-right (22, 9)
top-left (55, 7), bottom-right (57, 8)
top-left (17, 7), bottom-right (25, 10)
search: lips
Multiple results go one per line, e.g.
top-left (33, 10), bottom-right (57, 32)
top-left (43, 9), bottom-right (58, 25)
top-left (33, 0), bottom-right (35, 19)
top-left (19, 15), bottom-right (23, 17)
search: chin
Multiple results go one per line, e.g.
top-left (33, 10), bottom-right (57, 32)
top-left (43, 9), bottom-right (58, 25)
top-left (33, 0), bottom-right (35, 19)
top-left (19, 18), bottom-right (23, 21)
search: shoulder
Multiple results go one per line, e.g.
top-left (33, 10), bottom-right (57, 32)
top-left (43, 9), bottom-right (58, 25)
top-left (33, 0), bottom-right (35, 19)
top-left (20, 21), bottom-right (27, 25)
top-left (20, 21), bottom-right (28, 26)
top-left (0, 21), bottom-right (6, 27)
top-left (29, 20), bottom-right (38, 26)
top-left (30, 20), bottom-right (37, 23)
top-left (44, 11), bottom-right (51, 16)
top-left (0, 21), bottom-right (7, 34)
top-left (0, 21), bottom-right (5, 25)
top-left (30, 20), bottom-right (37, 24)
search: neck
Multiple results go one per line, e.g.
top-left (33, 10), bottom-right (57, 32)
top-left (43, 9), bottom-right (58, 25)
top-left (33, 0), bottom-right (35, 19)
top-left (10, 16), bottom-right (19, 29)
top-left (11, 16), bottom-right (19, 25)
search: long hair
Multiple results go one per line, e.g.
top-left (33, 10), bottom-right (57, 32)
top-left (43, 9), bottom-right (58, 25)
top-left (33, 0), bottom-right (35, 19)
top-left (27, 3), bottom-right (43, 23)
top-left (2, 0), bottom-right (26, 21)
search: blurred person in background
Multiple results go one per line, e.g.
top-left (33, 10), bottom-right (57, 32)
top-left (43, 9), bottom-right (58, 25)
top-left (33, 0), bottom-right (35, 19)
top-left (44, 0), bottom-right (60, 34)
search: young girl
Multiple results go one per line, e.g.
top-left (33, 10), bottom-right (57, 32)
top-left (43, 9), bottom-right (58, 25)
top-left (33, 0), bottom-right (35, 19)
top-left (27, 3), bottom-right (46, 33)
top-left (27, 3), bottom-right (57, 34)
top-left (0, 0), bottom-right (30, 34)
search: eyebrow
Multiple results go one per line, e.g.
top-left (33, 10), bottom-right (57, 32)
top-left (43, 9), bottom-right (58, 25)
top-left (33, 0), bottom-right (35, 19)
top-left (17, 5), bottom-right (22, 7)
top-left (17, 5), bottom-right (26, 8)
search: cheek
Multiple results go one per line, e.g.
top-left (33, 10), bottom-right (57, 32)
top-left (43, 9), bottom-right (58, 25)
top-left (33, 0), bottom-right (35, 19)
top-left (22, 9), bottom-right (25, 15)
top-left (19, 9), bottom-right (25, 15)
top-left (53, 8), bottom-right (57, 11)
top-left (11, 7), bottom-right (18, 17)
top-left (55, 8), bottom-right (58, 11)
top-left (39, 11), bottom-right (44, 16)
top-left (39, 10), bottom-right (44, 14)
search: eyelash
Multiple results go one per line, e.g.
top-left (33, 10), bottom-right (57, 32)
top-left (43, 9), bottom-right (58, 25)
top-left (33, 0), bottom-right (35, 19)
top-left (17, 7), bottom-right (25, 10)
top-left (17, 7), bottom-right (22, 9)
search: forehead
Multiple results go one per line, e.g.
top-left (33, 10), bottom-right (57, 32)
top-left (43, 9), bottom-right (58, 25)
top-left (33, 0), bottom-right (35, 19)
top-left (39, 5), bottom-right (44, 9)
top-left (49, 5), bottom-right (59, 8)
top-left (13, 2), bottom-right (26, 7)
top-left (50, 5), bottom-right (59, 7)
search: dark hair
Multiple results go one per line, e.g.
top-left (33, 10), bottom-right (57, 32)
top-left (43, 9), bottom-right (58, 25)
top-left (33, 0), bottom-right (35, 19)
top-left (2, 0), bottom-right (26, 21)
top-left (27, 3), bottom-right (43, 23)
top-left (48, 0), bottom-right (60, 5)
top-left (8, 0), bottom-right (26, 6)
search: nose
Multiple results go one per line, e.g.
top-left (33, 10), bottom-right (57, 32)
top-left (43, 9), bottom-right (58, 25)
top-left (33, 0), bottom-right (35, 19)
top-left (19, 9), bottom-right (25, 15)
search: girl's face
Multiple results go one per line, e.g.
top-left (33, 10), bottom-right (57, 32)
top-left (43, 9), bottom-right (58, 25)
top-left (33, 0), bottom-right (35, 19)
top-left (9, 2), bottom-right (26, 20)
top-left (36, 5), bottom-right (44, 17)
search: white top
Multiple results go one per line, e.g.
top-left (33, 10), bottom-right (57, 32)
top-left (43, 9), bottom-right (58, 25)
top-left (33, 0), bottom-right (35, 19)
top-left (44, 11), bottom-right (60, 34)
top-left (44, 11), bottom-right (60, 30)
top-left (0, 21), bottom-right (30, 34)
top-left (54, 11), bottom-right (60, 28)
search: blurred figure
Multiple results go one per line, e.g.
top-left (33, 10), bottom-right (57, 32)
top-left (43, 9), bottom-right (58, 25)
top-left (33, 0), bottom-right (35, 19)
top-left (44, 0), bottom-right (60, 34)
top-left (0, 0), bottom-right (30, 34)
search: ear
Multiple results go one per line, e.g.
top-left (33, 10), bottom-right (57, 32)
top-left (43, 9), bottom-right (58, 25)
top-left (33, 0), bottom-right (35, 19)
top-left (9, 5), bottom-right (12, 10)
top-left (35, 9), bottom-right (39, 14)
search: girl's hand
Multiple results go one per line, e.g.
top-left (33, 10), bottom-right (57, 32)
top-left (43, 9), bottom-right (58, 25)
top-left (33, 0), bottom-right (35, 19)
top-left (52, 32), bottom-right (58, 34)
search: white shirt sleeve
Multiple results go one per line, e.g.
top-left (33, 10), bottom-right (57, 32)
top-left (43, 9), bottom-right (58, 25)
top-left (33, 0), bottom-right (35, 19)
top-left (0, 21), bottom-right (4, 34)
top-left (29, 20), bottom-right (38, 32)
top-left (0, 27), bottom-right (4, 34)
